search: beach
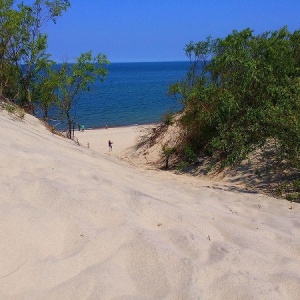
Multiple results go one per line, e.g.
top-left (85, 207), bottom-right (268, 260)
top-left (1, 109), bottom-right (300, 299)
top-left (73, 125), bottom-right (148, 155)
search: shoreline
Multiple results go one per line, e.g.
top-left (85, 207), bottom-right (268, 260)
top-left (73, 123), bottom-right (156, 155)
top-left (82, 121), bottom-right (159, 131)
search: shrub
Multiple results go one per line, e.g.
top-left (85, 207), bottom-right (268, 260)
top-left (170, 27), bottom-right (300, 173)
top-left (4, 103), bottom-right (25, 120)
top-left (182, 145), bottom-right (197, 163)
top-left (162, 112), bottom-right (174, 126)
top-left (292, 179), bottom-right (300, 192)
top-left (5, 104), bottom-right (16, 114)
top-left (16, 107), bottom-right (25, 119)
top-left (162, 145), bottom-right (176, 169)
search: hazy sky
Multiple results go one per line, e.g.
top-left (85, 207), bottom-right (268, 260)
top-left (44, 0), bottom-right (300, 62)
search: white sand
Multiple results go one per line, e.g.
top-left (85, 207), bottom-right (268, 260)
top-left (73, 125), bottom-right (147, 155)
top-left (1, 110), bottom-right (300, 299)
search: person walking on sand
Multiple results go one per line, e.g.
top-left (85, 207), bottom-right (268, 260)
top-left (81, 124), bottom-right (85, 132)
top-left (108, 140), bottom-right (113, 152)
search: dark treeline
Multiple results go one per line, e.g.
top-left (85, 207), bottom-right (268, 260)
top-left (0, 0), bottom-right (109, 138)
top-left (168, 27), bottom-right (300, 199)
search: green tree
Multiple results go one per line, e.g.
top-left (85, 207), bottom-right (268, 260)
top-left (0, 0), bottom-right (22, 98)
top-left (9, 0), bottom-right (70, 113)
top-left (33, 59), bottom-right (58, 120)
top-left (171, 27), bottom-right (300, 170)
top-left (162, 145), bottom-right (176, 169)
top-left (55, 51), bottom-right (109, 138)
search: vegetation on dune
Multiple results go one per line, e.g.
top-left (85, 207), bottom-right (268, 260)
top-left (0, 95), bottom-right (25, 119)
top-left (1, 1), bottom-right (299, 200)
top-left (0, 0), bottom-right (109, 138)
top-left (166, 27), bottom-right (300, 201)
top-left (0, 0), bottom-right (71, 112)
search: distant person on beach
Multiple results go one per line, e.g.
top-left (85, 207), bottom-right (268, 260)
top-left (81, 124), bottom-right (85, 132)
top-left (108, 140), bottom-right (113, 151)
top-left (78, 124), bottom-right (81, 131)
top-left (105, 125), bottom-right (108, 129)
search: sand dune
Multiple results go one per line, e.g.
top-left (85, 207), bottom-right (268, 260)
top-left (0, 110), bottom-right (300, 299)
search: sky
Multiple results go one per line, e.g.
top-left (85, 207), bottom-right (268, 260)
top-left (43, 0), bottom-right (300, 63)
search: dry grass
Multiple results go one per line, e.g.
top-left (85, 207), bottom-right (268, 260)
top-left (41, 120), bottom-right (66, 138)
top-left (0, 96), bottom-right (25, 120)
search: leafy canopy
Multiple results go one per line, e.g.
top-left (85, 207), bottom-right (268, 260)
top-left (170, 27), bottom-right (300, 170)
top-left (55, 51), bottom-right (109, 138)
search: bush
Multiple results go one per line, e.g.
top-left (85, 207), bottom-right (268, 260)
top-left (16, 107), bottom-right (25, 119)
top-left (292, 179), bottom-right (300, 192)
top-left (162, 112), bottom-right (174, 126)
top-left (4, 103), bottom-right (25, 120)
top-left (162, 145), bottom-right (176, 169)
top-left (170, 27), bottom-right (300, 173)
top-left (286, 192), bottom-right (300, 203)
top-left (182, 145), bottom-right (197, 163)
top-left (5, 104), bottom-right (16, 114)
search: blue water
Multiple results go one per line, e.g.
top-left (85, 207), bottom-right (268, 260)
top-left (51, 61), bottom-right (189, 129)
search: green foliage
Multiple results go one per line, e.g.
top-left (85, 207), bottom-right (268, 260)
top-left (292, 179), bottom-right (300, 193)
top-left (171, 27), bottom-right (300, 173)
top-left (0, 0), bottom-right (70, 112)
top-left (0, 0), bottom-right (108, 136)
top-left (33, 59), bottom-right (58, 120)
top-left (55, 52), bottom-right (109, 138)
top-left (0, 1), bottom-right (22, 98)
top-left (162, 144), bottom-right (176, 169)
top-left (15, 1), bottom-right (70, 112)
top-left (286, 192), bottom-right (300, 203)
top-left (5, 103), bottom-right (15, 114)
top-left (162, 145), bottom-right (176, 156)
top-left (5, 102), bottom-right (25, 119)
top-left (17, 106), bottom-right (25, 119)
top-left (162, 112), bottom-right (174, 126)
top-left (0, 1), bottom-right (109, 140)
top-left (182, 145), bottom-right (197, 163)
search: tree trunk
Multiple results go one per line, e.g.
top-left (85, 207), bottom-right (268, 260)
top-left (25, 87), bottom-right (34, 114)
top-left (165, 156), bottom-right (169, 169)
top-left (66, 111), bottom-right (72, 139)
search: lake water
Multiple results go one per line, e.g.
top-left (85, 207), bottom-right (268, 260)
top-left (50, 61), bottom-right (189, 130)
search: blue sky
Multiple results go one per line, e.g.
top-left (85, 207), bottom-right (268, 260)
top-left (44, 0), bottom-right (300, 62)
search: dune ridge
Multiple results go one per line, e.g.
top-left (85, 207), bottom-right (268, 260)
top-left (0, 110), bottom-right (300, 299)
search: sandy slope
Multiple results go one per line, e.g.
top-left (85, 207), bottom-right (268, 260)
top-left (0, 110), bottom-right (300, 300)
